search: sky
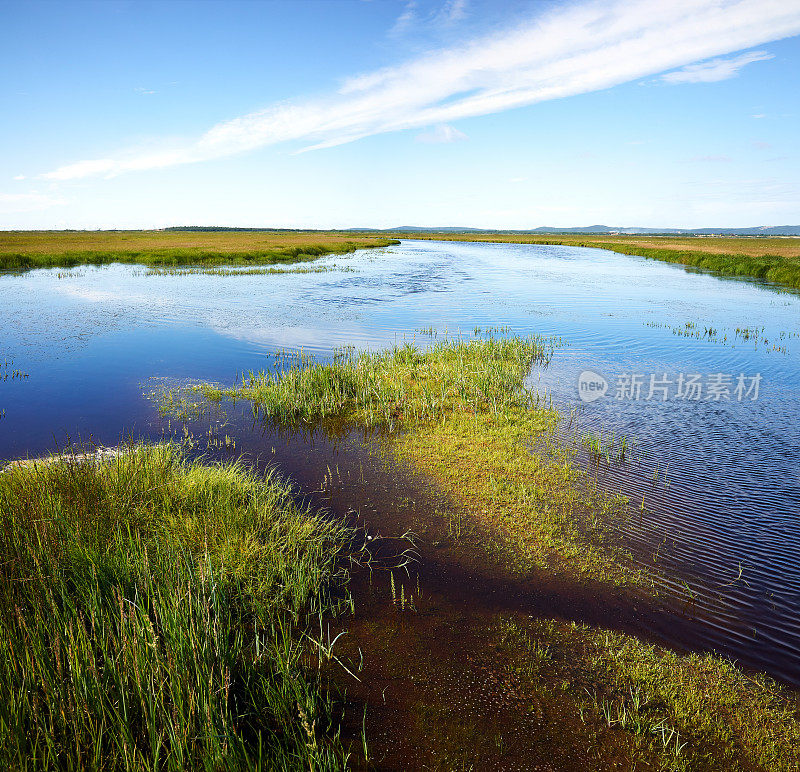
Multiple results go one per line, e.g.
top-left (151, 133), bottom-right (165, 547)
top-left (1, 0), bottom-right (799, 230)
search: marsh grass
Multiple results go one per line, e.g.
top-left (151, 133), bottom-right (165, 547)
top-left (390, 403), bottom-right (637, 584)
top-left (204, 336), bottom-right (554, 431)
top-left (590, 244), bottom-right (800, 291)
top-left (0, 444), bottom-right (355, 769)
top-left (145, 263), bottom-right (355, 277)
top-left (195, 336), bottom-right (639, 584)
top-left (582, 432), bottom-right (632, 463)
top-left (497, 618), bottom-right (800, 771)
top-left (179, 336), bottom-right (800, 766)
top-left (0, 231), bottom-right (397, 272)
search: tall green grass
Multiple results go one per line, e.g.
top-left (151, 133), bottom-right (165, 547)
top-left (0, 444), bottom-right (353, 770)
top-left (206, 336), bottom-right (552, 430)
top-left (578, 243), bottom-right (800, 291)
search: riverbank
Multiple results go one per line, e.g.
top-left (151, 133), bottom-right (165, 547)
top-left (189, 335), bottom-right (800, 769)
top-left (0, 444), bottom-right (356, 769)
top-left (381, 233), bottom-right (800, 291)
top-left (0, 230), bottom-right (397, 271)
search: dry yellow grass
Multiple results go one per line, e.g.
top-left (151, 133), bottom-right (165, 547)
top-left (0, 230), bottom-right (398, 271)
top-left (0, 229), bottom-right (392, 255)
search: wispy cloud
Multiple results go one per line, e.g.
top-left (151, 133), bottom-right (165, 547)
top-left (435, 0), bottom-right (468, 26)
top-left (390, 1), bottom-right (417, 37)
top-left (690, 154), bottom-right (733, 162)
top-left (661, 50), bottom-right (773, 84)
top-left (391, 0), bottom-right (468, 37)
top-left (415, 123), bottom-right (467, 143)
top-left (41, 0), bottom-right (800, 181)
top-left (0, 192), bottom-right (68, 212)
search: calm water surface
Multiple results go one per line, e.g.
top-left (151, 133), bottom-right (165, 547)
top-left (1, 239), bottom-right (799, 683)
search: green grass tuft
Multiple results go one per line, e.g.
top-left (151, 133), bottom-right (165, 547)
top-left (0, 444), bottom-right (354, 770)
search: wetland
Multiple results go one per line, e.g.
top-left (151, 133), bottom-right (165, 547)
top-left (2, 235), bottom-right (800, 770)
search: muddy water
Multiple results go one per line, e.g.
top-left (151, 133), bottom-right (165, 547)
top-left (1, 239), bottom-right (799, 692)
top-left (172, 408), bottom-right (675, 769)
top-left (169, 405), bottom-right (725, 769)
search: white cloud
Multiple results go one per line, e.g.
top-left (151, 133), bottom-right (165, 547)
top-left (390, 1), bottom-right (417, 37)
top-left (41, 0), bottom-right (800, 181)
top-left (661, 50), bottom-right (773, 84)
top-left (435, 0), bottom-right (468, 25)
top-left (415, 123), bottom-right (467, 143)
top-left (0, 192), bottom-right (68, 212)
top-left (13, 175), bottom-right (26, 181)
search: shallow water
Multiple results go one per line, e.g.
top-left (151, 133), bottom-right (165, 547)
top-left (1, 239), bottom-right (799, 684)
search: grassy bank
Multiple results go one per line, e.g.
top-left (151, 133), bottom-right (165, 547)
top-left (0, 230), bottom-right (397, 271)
top-left (391, 232), bottom-right (800, 291)
top-left (0, 444), bottom-right (354, 769)
top-left (200, 336), bottom-right (635, 584)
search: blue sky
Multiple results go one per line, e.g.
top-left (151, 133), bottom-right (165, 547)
top-left (1, 0), bottom-right (799, 229)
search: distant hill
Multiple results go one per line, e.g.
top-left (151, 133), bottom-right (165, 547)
top-left (345, 225), bottom-right (800, 236)
top-left (163, 225), bottom-right (800, 236)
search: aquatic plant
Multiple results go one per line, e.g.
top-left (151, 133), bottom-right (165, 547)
top-left (204, 335), bottom-right (553, 431)
top-left (196, 336), bottom-right (639, 585)
top-left (145, 263), bottom-right (356, 277)
top-left (582, 432), bottom-right (632, 463)
top-left (497, 618), bottom-right (800, 772)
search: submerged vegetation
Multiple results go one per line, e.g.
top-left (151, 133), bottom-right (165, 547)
top-left (145, 263), bottom-right (356, 277)
top-left (0, 444), bottom-right (355, 769)
top-left (198, 336), bottom-right (635, 584)
top-left (0, 230), bottom-right (397, 271)
top-left (184, 334), bottom-right (800, 768)
top-left (497, 618), bottom-right (800, 771)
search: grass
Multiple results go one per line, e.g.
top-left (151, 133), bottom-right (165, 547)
top-left (387, 233), bottom-right (800, 291)
top-left (197, 336), bottom-right (638, 585)
top-left (0, 443), bottom-right (356, 770)
top-left (582, 431), bottom-right (632, 463)
top-left (496, 617), bottom-right (800, 771)
top-left (0, 230), bottom-right (397, 272)
top-left (145, 263), bottom-right (356, 277)
top-left (390, 405), bottom-right (636, 583)
top-left (169, 335), bottom-right (800, 766)
top-left (203, 336), bottom-right (553, 430)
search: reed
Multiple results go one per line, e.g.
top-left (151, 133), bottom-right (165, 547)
top-left (0, 443), bottom-right (354, 769)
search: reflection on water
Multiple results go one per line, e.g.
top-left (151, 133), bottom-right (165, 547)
top-left (1, 239), bottom-right (799, 684)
